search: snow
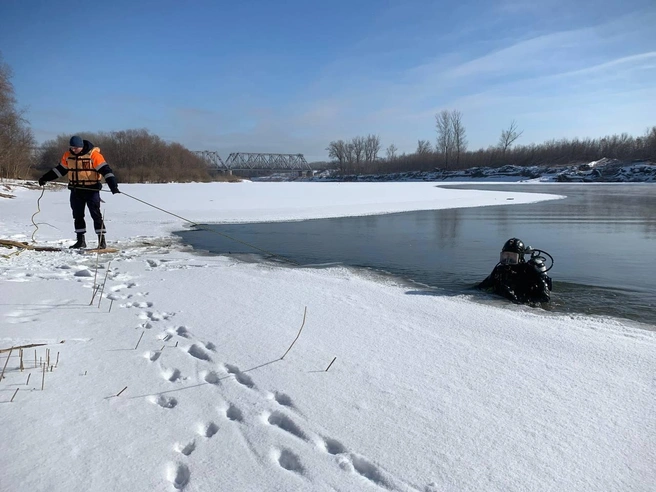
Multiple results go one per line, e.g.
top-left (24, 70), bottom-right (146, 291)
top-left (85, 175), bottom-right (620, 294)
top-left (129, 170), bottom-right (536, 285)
top-left (1, 180), bottom-right (654, 492)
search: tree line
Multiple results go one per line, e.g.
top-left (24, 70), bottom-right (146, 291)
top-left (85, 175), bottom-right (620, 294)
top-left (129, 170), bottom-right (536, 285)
top-left (327, 111), bottom-right (656, 174)
top-left (0, 56), bottom-right (35, 179)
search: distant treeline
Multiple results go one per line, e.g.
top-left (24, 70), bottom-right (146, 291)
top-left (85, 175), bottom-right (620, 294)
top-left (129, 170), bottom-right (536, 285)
top-left (326, 126), bottom-right (656, 175)
top-left (31, 129), bottom-right (235, 183)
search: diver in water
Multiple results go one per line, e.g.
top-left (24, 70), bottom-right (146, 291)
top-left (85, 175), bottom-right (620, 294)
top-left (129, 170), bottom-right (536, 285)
top-left (478, 238), bottom-right (553, 304)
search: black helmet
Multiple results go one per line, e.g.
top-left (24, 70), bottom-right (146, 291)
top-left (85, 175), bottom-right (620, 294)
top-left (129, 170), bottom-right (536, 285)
top-left (500, 238), bottom-right (526, 265)
top-left (502, 238), bottom-right (525, 254)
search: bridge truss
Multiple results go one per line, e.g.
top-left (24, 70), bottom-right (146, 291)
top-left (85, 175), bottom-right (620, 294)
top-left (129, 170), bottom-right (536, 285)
top-left (193, 151), bottom-right (226, 170)
top-left (194, 151), bottom-right (310, 172)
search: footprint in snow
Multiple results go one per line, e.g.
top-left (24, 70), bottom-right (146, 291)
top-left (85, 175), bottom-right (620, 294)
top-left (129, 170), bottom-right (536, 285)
top-left (203, 371), bottom-right (221, 385)
top-left (198, 422), bottom-right (219, 438)
top-left (139, 310), bottom-right (172, 322)
top-left (344, 453), bottom-right (393, 489)
top-left (167, 462), bottom-right (190, 490)
top-left (266, 411), bottom-right (307, 441)
top-left (224, 364), bottom-right (255, 389)
top-left (224, 404), bottom-right (244, 422)
top-left (322, 437), bottom-right (347, 455)
top-left (176, 326), bottom-right (191, 338)
top-left (187, 344), bottom-right (211, 362)
top-left (162, 368), bottom-right (182, 382)
top-left (150, 395), bottom-right (178, 409)
top-left (269, 391), bottom-right (295, 409)
top-left (274, 448), bottom-right (305, 475)
top-left (174, 440), bottom-right (196, 456)
top-left (144, 350), bottom-right (161, 362)
top-left (159, 332), bottom-right (173, 342)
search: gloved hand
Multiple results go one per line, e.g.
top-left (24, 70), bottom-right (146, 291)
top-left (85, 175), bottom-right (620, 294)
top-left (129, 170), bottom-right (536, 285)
top-left (111, 186), bottom-right (120, 194)
top-left (38, 177), bottom-right (46, 186)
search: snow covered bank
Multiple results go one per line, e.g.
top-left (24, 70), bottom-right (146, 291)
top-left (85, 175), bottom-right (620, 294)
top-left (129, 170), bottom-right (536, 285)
top-left (1, 181), bottom-right (653, 492)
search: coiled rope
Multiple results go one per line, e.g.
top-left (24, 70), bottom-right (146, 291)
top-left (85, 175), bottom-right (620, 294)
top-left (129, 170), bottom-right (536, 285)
top-left (30, 186), bottom-right (46, 243)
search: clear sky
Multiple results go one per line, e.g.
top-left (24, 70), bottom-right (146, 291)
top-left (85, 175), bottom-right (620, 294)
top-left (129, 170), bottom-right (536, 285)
top-left (1, 0), bottom-right (654, 161)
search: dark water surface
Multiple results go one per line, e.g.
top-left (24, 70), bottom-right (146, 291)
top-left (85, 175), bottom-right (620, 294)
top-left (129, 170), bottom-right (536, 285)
top-left (175, 183), bottom-right (656, 328)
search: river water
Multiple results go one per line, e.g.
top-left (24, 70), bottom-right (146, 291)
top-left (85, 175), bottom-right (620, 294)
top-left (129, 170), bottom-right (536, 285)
top-left (174, 183), bottom-right (656, 328)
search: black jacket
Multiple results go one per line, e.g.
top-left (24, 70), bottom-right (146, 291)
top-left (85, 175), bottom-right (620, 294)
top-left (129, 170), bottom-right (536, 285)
top-left (478, 262), bottom-right (552, 304)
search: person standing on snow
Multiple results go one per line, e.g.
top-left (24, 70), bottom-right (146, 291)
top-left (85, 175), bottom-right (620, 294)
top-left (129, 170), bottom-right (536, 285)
top-left (38, 135), bottom-right (120, 249)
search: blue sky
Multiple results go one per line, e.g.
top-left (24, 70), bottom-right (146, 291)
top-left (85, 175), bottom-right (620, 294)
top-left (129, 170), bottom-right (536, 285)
top-left (1, 0), bottom-right (654, 161)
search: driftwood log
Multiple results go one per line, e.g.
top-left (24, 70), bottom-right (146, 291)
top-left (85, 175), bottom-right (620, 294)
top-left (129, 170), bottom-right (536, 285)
top-left (0, 239), bottom-right (62, 252)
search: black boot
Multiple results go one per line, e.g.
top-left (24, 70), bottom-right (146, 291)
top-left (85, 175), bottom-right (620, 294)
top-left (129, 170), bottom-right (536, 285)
top-left (97, 234), bottom-right (106, 250)
top-left (69, 233), bottom-right (86, 249)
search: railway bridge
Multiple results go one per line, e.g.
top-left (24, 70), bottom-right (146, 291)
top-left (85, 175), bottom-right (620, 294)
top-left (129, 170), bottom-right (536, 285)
top-left (194, 151), bottom-right (313, 177)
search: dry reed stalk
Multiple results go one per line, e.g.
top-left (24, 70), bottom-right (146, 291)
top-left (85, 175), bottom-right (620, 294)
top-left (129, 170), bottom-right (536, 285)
top-left (0, 348), bottom-right (12, 381)
top-left (41, 363), bottom-right (45, 390)
top-left (10, 388), bottom-right (19, 402)
top-left (280, 307), bottom-right (308, 360)
top-left (26, 373), bottom-right (31, 385)
top-left (55, 352), bottom-right (60, 368)
top-left (34, 350), bottom-right (37, 368)
top-left (134, 331), bottom-right (145, 350)
top-left (0, 343), bottom-right (46, 354)
top-left (325, 357), bottom-right (337, 372)
top-left (97, 261), bottom-right (112, 309)
top-left (116, 386), bottom-right (128, 397)
top-left (19, 349), bottom-right (24, 372)
top-left (109, 299), bottom-right (114, 313)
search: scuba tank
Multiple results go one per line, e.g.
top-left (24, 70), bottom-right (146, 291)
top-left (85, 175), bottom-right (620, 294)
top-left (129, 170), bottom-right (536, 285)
top-left (525, 248), bottom-right (553, 273)
top-left (525, 248), bottom-right (554, 293)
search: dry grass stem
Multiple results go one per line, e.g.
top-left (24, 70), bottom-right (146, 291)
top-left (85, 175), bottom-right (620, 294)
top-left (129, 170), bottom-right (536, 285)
top-left (280, 307), bottom-right (308, 360)
top-left (325, 357), bottom-right (337, 372)
top-left (134, 331), bottom-right (145, 350)
top-left (1, 348), bottom-right (13, 381)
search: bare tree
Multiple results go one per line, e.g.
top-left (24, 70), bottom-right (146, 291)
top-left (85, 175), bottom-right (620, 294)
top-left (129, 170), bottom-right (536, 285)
top-left (416, 139), bottom-right (432, 155)
top-left (498, 120), bottom-right (523, 155)
top-left (435, 110), bottom-right (453, 169)
top-left (364, 134), bottom-right (381, 164)
top-left (326, 140), bottom-right (350, 172)
top-left (386, 143), bottom-right (397, 161)
top-left (350, 136), bottom-right (366, 170)
top-left (450, 110), bottom-right (467, 168)
top-left (0, 53), bottom-right (35, 179)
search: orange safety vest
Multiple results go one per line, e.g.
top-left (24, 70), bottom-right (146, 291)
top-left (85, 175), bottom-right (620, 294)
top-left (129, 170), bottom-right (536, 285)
top-left (61, 147), bottom-right (107, 187)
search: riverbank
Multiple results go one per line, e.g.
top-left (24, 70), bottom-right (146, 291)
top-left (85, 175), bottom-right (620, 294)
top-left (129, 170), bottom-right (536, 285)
top-left (1, 180), bottom-right (653, 492)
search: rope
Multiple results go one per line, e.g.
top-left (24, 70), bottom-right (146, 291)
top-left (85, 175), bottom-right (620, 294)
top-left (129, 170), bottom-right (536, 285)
top-left (35, 185), bottom-right (299, 266)
top-left (30, 186), bottom-right (45, 243)
top-left (118, 190), bottom-right (300, 266)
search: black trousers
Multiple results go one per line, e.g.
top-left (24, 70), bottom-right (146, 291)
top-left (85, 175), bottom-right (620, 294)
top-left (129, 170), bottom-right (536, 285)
top-left (69, 189), bottom-right (105, 235)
